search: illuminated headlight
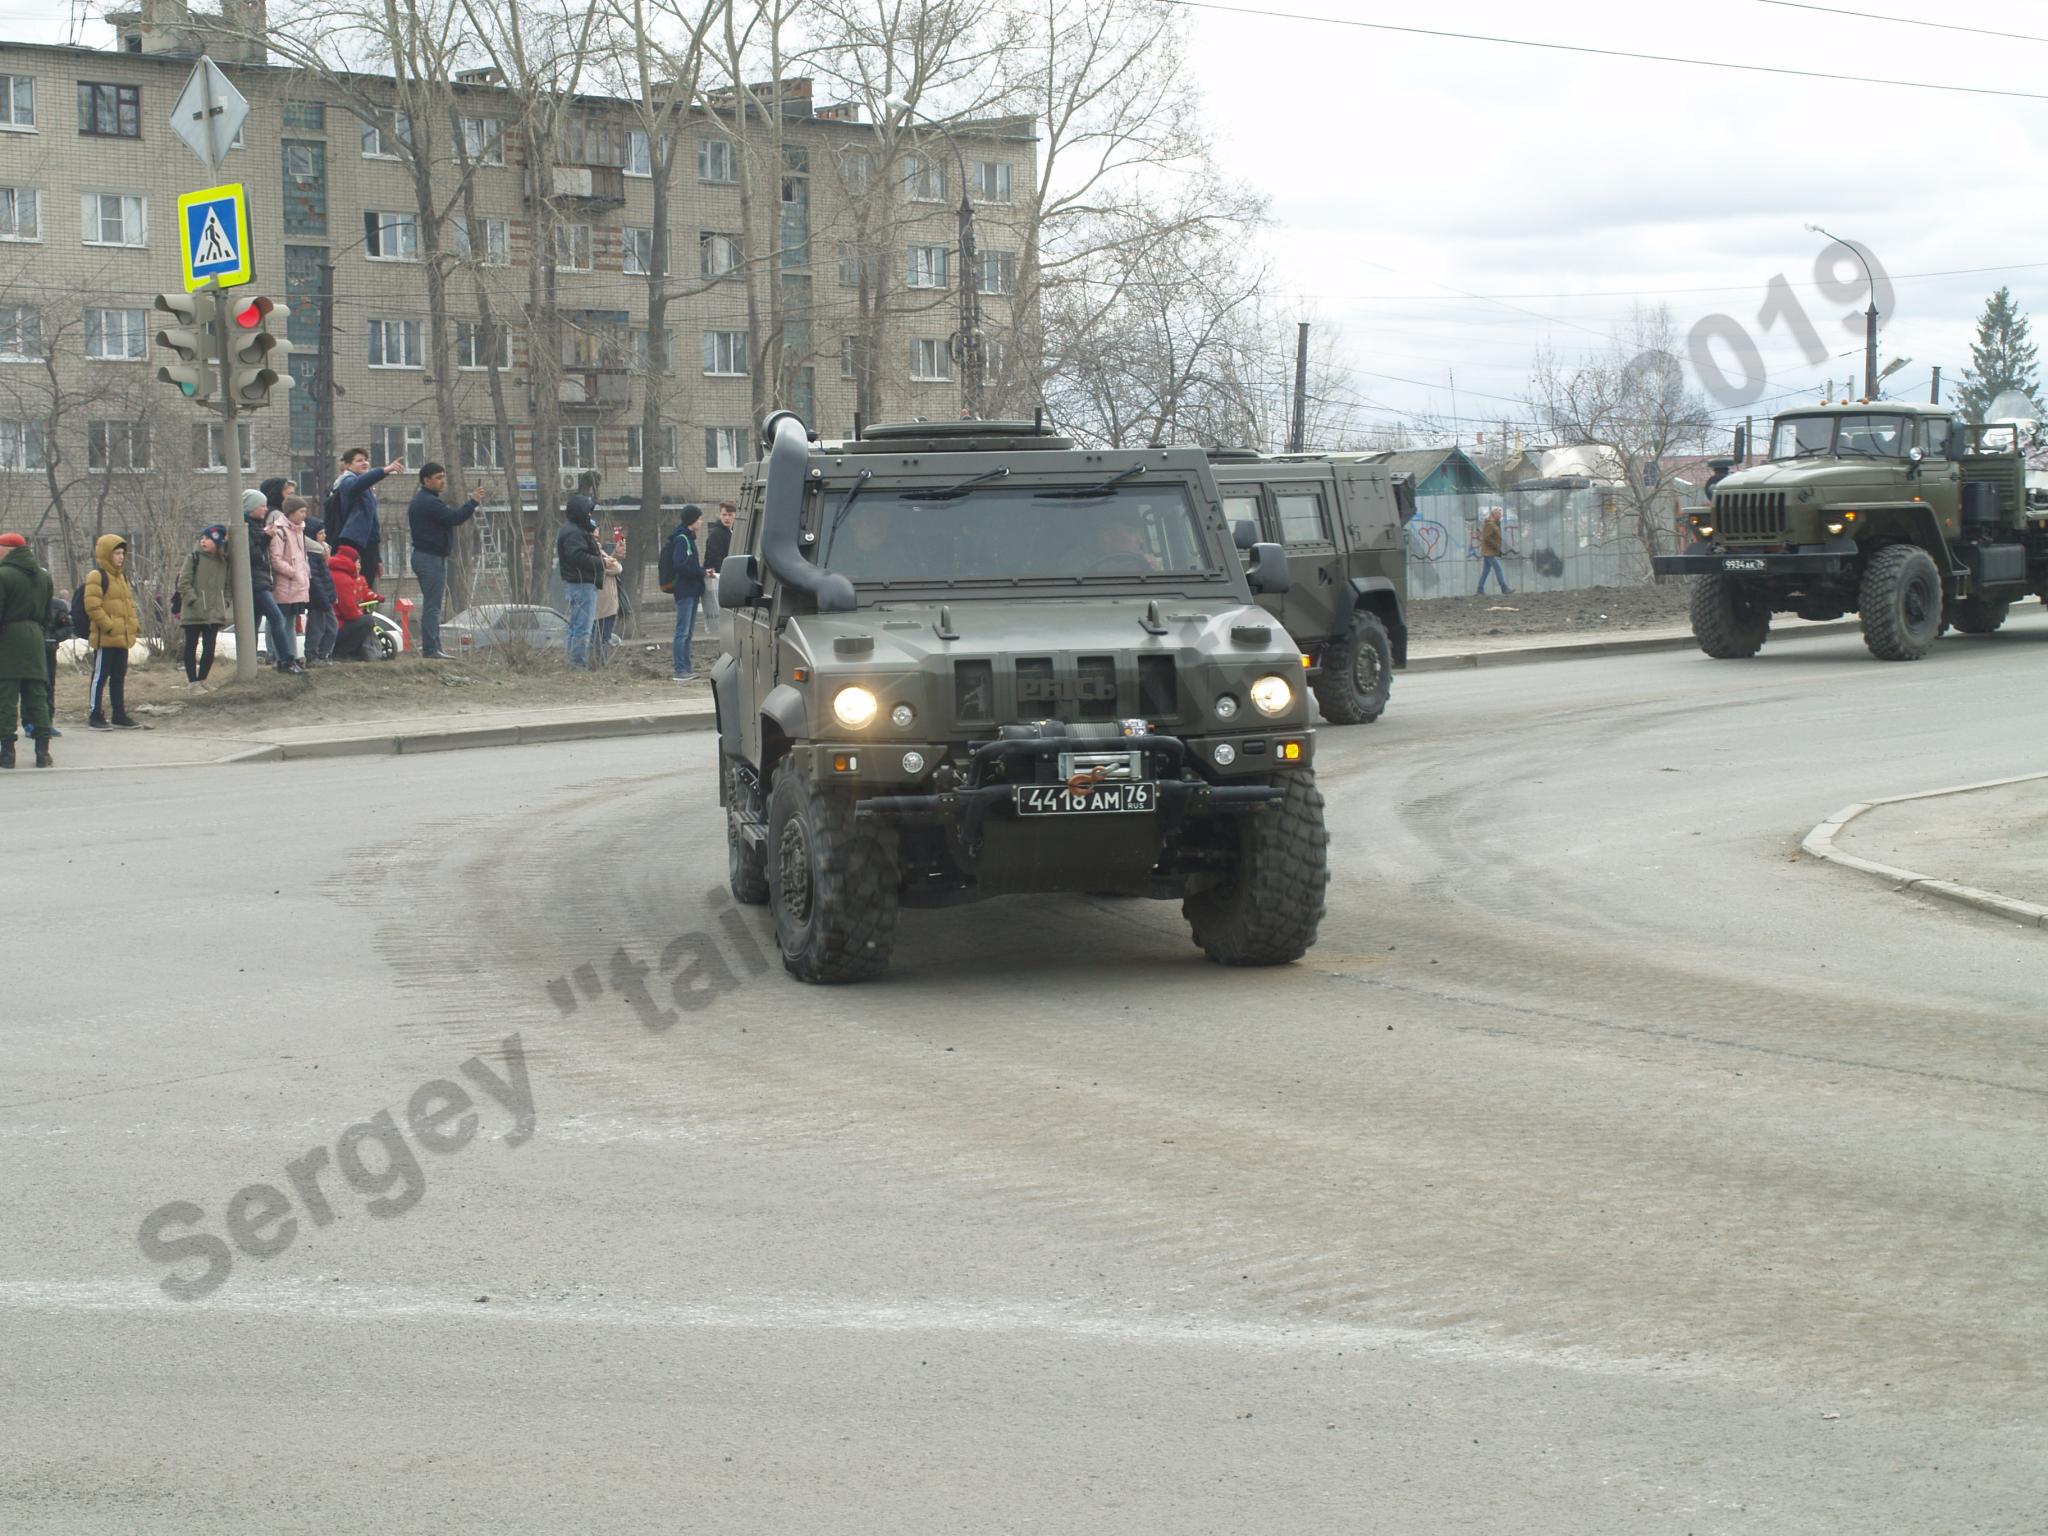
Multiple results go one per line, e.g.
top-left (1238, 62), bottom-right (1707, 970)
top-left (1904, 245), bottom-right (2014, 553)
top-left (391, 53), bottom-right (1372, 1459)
top-left (889, 702), bottom-right (916, 729)
top-left (1213, 742), bottom-right (1237, 767)
top-left (1693, 522), bottom-right (1715, 538)
top-left (901, 751), bottom-right (926, 775)
top-left (1825, 520), bottom-right (1845, 535)
top-left (1214, 694), bottom-right (1240, 721)
top-left (1249, 675), bottom-right (1293, 717)
top-left (832, 686), bottom-right (878, 729)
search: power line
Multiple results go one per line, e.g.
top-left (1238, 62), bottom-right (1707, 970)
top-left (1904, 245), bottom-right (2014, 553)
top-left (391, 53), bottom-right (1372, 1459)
top-left (1272, 258), bottom-right (2048, 306)
top-left (1158, 0), bottom-right (2048, 100)
top-left (1754, 0), bottom-right (2048, 44)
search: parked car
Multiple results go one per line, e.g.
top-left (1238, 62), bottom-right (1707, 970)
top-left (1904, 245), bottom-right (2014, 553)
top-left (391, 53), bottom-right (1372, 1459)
top-left (440, 604), bottom-right (569, 655)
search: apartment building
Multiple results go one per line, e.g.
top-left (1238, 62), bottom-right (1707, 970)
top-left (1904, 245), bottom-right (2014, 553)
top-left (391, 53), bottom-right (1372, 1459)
top-left (0, 11), bottom-right (1037, 594)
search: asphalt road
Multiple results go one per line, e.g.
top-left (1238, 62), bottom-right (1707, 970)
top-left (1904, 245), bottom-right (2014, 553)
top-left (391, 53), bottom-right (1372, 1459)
top-left (6, 612), bottom-right (2047, 1534)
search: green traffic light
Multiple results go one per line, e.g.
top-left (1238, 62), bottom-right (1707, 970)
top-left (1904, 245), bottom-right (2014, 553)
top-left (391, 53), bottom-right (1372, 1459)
top-left (178, 381), bottom-right (196, 397)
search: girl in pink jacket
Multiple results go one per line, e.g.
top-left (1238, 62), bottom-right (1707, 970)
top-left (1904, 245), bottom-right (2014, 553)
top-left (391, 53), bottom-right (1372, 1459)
top-left (268, 498), bottom-right (312, 667)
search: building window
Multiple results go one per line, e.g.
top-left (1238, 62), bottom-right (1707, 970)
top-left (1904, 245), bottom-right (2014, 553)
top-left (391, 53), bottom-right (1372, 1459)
top-left (835, 242), bottom-right (879, 289)
top-left (193, 421), bottom-right (255, 472)
top-left (703, 330), bottom-right (747, 376)
top-left (705, 426), bottom-right (744, 472)
top-left (623, 226), bottom-right (657, 276)
top-left (911, 337), bottom-right (950, 382)
top-left (907, 244), bottom-right (948, 289)
top-left (625, 424), bottom-right (677, 471)
top-left (553, 223), bottom-right (592, 272)
top-left (0, 187), bottom-right (39, 242)
top-left (626, 129), bottom-right (652, 177)
top-left (839, 335), bottom-right (872, 382)
top-left (361, 110), bottom-right (411, 159)
top-left (80, 192), bottom-right (145, 247)
top-left (840, 148), bottom-right (873, 195)
top-left (453, 216), bottom-right (508, 266)
top-left (283, 142), bottom-right (321, 181)
top-left (371, 425), bottom-right (425, 468)
top-left (977, 249), bottom-right (1016, 296)
top-left (85, 307), bottom-right (147, 361)
top-left (281, 101), bottom-right (325, 131)
top-left (972, 161), bottom-right (1011, 203)
top-left (984, 337), bottom-right (1009, 384)
top-left (1, 75), bottom-right (34, 130)
top-left (0, 420), bottom-right (46, 470)
top-left (0, 307), bottom-right (42, 360)
top-left (698, 137), bottom-right (736, 183)
top-left (367, 317), bottom-right (424, 369)
top-left (458, 116), bottom-right (504, 166)
top-left (77, 82), bottom-right (139, 138)
top-left (903, 155), bottom-right (945, 202)
top-left (363, 209), bottom-right (419, 260)
top-left (454, 319), bottom-right (510, 370)
top-left (699, 231), bottom-right (740, 279)
top-left (87, 420), bottom-right (149, 471)
top-left (459, 425), bottom-right (503, 470)
top-left (559, 425), bottom-right (596, 471)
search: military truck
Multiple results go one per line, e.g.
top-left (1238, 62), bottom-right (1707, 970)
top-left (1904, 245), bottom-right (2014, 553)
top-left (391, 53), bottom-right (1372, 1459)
top-left (1208, 451), bottom-right (1413, 723)
top-left (710, 412), bottom-right (1331, 983)
top-left (1653, 401), bottom-right (2046, 661)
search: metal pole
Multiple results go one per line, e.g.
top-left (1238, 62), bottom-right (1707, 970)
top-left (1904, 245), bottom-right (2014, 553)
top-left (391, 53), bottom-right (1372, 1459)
top-left (1288, 321), bottom-right (1309, 453)
top-left (1743, 415), bottom-right (1752, 465)
top-left (957, 178), bottom-right (980, 418)
top-left (216, 282), bottom-right (256, 681)
top-left (1864, 302), bottom-right (1878, 401)
top-left (1931, 366), bottom-right (1941, 405)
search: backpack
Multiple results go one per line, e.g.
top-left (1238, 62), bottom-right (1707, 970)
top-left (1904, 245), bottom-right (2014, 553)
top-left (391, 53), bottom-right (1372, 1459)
top-left (657, 529), bottom-right (679, 594)
top-left (69, 573), bottom-right (95, 643)
top-left (323, 479), bottom-right (347, 530)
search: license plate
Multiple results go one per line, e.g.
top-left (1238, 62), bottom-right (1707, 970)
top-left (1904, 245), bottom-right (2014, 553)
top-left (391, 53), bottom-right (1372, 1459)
top-left (1016, 782), bottom-right (1158, 816)
top-left (1721, 557), bottom-right (1767, 572)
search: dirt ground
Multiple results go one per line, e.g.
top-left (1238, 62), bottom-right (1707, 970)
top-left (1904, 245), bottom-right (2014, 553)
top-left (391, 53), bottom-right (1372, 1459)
top-left (1405, 582), bottom-right (1692, 642)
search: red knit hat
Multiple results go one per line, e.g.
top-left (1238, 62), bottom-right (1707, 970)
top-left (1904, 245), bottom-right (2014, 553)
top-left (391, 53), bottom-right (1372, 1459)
top-left (0, 532), bottom-right (26, 549)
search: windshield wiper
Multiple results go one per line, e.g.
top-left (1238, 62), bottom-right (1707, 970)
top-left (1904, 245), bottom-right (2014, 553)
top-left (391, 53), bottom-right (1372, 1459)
top-left (903, 466), bottom-right (1009, 501)
top-left (824, 468), bottom-right (874, 554)
top-left (1034, 463), bottom-right (1148, 499)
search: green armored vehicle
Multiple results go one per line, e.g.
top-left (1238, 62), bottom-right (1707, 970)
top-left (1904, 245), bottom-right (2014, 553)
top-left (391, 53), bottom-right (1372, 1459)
top-left (1209, 451), bottom-right (1414, 723)
top-left (710, 412), bottom-right (1330, 983)
top-left (1654, 402), bottom-right (2046, 660)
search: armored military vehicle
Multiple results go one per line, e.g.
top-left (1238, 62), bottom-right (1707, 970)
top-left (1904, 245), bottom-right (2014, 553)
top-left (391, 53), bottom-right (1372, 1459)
top-left (1654, 402), bottom-right (2046, 661)
top-left (1208, 452), bottom-right (1413, 723)
top-left (710, 412), bottom-right (1330, 983)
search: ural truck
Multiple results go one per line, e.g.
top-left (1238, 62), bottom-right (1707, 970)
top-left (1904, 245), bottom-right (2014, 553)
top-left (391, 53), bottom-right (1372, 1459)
top-left (1209, 451), bottom-right (1413, 723)
top-left (1653, 402), bottom-right (2046, 661)
top-left (710, 412), bottom-right (1331, 984)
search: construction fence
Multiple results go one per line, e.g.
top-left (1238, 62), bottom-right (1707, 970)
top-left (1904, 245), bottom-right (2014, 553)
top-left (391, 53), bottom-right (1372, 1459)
top-left (1403, 483), bottom-right (1698, 601)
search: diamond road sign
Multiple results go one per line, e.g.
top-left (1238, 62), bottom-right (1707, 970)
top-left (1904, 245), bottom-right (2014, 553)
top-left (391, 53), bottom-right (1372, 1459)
top-left (170, 57), bottom-right (248, 172)
top-left (178, 183), bottom-right (252, 292)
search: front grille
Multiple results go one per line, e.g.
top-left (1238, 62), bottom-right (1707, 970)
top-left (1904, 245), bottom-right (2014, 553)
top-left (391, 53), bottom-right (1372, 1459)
top-left (1138, 654), bottom-right (1177, 717)
top-left (954, 659), bottom-right (995, 725)
top-left (1714, 490), bottom-right (1787, 542)
top-left (1076, 655), bottom-right (1118, 720)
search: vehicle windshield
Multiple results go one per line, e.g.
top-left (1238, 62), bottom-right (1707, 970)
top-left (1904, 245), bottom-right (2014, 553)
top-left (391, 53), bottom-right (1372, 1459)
top-left (1770, 417), bottom-right (1835, 459)
top-left (816, 481), bottom-right (1220, 585)
top-left (1769, 413), bottom-right (1913, 460)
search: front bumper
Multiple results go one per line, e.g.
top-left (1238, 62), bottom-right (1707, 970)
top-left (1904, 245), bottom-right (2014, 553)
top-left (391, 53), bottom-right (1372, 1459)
top-left (1652, 551), bottom-right (1854, 577)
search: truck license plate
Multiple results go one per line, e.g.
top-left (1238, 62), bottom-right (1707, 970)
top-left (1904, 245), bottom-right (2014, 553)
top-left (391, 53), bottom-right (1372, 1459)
top-left (1721, 557), bottom-right (1767, 571)
top-left (1016, 782), bottom-right (1158, 816)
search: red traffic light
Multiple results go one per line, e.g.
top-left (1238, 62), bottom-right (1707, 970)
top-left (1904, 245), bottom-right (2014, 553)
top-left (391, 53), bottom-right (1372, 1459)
top-left (233, 296), bottom-right (275, 329)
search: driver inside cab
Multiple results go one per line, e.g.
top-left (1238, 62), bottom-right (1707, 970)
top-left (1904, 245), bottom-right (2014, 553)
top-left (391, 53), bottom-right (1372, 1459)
top-left (1090, 520), bottom-right (1162, 572)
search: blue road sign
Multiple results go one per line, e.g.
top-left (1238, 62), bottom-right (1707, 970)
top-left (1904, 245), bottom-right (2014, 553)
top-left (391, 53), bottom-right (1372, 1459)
top-left (178, 183), bottom-right (252, 291)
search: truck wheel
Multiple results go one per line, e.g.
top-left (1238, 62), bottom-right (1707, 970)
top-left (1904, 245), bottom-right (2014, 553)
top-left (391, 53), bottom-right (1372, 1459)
top-left (767, 770), bottom-right (899, 983)
top-left (1312, 613), bottom-right (1393, 724)
top-left (1183, 771), bottom-right (1329, 966)
top-left (1860, 544), bottom-right (1943, 661)
top-left (725, 754), bottom-right (769, 905)
top-left (1688, 575), bottom-right (1770, 658)
top-left (1947, 594), bottom-right (2010, 635)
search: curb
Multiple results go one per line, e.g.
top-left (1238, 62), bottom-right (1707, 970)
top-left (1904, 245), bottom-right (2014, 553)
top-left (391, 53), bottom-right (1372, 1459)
top-left (1407, 618), bottom-right (1860, 673)
top-left (216, 708), bottom-right (717, 764)
top-left (1802, 771), bottom-right (2048, 931)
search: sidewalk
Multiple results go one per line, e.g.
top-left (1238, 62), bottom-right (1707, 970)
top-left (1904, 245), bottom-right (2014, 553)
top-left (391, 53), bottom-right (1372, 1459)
top-left (1806, 773), bottom-right (2048, 930)
top-left (1406, 615), bottom-right (1858, 669)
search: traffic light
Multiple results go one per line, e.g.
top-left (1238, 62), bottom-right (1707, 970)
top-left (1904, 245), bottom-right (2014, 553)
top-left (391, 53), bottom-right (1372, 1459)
top-left (224, 295), bottom-right (294, 411)
top-left (153, 292), bottom-right (216, 402)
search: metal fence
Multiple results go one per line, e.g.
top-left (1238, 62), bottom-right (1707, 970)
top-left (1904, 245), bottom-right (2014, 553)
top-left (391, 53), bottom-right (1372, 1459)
top-left (1404, 484), bottom-right (1693, 601)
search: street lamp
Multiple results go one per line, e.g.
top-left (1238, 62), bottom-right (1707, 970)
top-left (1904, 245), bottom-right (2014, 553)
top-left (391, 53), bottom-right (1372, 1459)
top-left (1806, 222), bottom-right (1878, 401)
top-left (885, 94), bottom-right (982, 419)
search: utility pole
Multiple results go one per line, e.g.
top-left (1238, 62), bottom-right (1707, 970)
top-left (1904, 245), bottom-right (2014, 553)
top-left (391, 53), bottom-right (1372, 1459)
top-left (956, 167), bottom-right (981, 419)
top-left (312, 261), bottom-right (336, 488)
top-left (1288, 322), bottom-right (1309, 453)
top-left (1807, 224), bottom-right (1878, 400)
top-left (1931, 366), bottom-right (1942, 405)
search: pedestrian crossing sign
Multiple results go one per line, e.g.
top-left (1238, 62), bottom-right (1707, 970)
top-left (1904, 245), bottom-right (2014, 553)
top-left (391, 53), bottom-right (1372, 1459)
top-left (177, 183), bottom-right (252, 292)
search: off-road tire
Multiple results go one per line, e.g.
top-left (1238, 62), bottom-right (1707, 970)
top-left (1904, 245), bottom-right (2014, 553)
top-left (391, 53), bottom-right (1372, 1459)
top-left (1183, 770), bottom-right (1329, 966)
top-left (1689, 574), bottom-right (1770, 658)
top-left (767, 769), bottom-right (900, 983)
top-left (725, 753), bottom-right (770, 905)
top-left (1947, 594), bottom-right (2010, 635)
top-left (1860, 544), bottom-right (1943, 661)
top-left (1312, 613), bottom-right (1393, 724)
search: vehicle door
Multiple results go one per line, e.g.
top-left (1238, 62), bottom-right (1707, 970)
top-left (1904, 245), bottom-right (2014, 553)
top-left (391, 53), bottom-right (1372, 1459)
top-left (1219, 486), bottom-right (1281, 622)
top-left (1268, 481), bottom-right (1342, 642)
top-left (1917, 415), bottom-right (1965, 541)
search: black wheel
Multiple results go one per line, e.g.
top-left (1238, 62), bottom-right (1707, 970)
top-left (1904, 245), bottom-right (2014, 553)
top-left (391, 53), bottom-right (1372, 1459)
top-left (1947, 594), bottom-right (2010, 635)
top-left (375, 625), bottom-right (398, 661)
top-left (1183, 771), bottom-right (1329, 966)
top-left (1860, 544), bottom-right (1943, 661)
top-left (767, 769), bottom-right (900, 983)
top-left (1311, 612), bottom-right (1392, 724)
top-left (725, 754), bottom-right (769, 905)
top-left (1688, 574), bottom-right (1770, 658)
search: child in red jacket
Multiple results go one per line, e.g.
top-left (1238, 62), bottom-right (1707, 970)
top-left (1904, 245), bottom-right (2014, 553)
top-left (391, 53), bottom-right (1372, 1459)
top-left (327, 544), bottom-right (384, 661)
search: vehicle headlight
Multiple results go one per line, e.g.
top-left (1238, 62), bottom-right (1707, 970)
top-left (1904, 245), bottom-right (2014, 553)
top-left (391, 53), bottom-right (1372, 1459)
top-left (1694, 521), bottom-right (1715, 537)
top-left (1215, 693), bottom-right (1240, 721)
top-left (832, 686), bottom-right (879, 729)
top-left (1249, 675), bottom-right (1293, 717)
top-left (889, 702), bottom-right (916, 729)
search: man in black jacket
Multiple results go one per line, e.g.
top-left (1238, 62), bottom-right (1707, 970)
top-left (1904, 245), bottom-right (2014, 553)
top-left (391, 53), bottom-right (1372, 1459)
top-left (407, 462), bottom-right (488, 660)
top-left (698, 500), bottom-right (735, 637)
top-left (556, 494), bottom-right (605, 669)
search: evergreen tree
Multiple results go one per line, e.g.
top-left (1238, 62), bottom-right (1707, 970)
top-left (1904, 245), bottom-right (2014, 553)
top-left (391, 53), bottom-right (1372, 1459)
top-left (1956, 286), bottom-right (2043, 423)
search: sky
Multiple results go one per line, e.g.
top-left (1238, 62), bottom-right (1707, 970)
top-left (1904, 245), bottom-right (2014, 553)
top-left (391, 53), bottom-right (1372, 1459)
top-left (1176, 0), bottom-right (2048, 447)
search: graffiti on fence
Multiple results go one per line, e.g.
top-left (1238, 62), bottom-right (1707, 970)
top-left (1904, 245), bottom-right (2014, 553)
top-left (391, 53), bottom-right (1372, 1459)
top-left (1409, 519), bottom-right (1449, 562)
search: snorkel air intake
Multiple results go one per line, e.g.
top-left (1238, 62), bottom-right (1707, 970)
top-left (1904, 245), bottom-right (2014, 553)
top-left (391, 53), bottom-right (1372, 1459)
top-left (761, 409), bottom-right (856, 614)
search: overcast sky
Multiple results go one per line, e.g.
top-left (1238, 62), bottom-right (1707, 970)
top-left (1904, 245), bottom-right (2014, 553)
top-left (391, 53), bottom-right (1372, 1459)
top-left (10, 1), bottom-right (2043, 447)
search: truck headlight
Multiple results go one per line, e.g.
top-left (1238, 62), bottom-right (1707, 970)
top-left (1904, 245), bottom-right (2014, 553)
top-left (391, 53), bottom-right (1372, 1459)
top-left (1249, 675), bottom-right (1293, 716)
top-left (832, 686), bottom-right (878, 729)
top-left (1214, 694), bottom-right (1240, 721)
top-left (1693, 521), bottom-right (1715, 538)
top-left (890, 702), bottom-right (916, 728)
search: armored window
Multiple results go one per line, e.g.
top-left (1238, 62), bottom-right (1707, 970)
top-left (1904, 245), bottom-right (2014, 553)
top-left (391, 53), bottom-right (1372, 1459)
top-left (1273, 489), bottom-right (1330, 545)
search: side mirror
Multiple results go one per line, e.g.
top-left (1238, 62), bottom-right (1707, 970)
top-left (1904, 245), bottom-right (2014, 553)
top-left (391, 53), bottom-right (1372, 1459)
top-left (1946, 428), bottom-right (1967, 461)
top-left (1246, 541), bottom-right (1290, 595)
top-left (1232, 518), bottom-right (1259, 551)
top-left (718, 553), bottom-right (763, 608)
top-left (1732, 424), bottom-right (1748, 462)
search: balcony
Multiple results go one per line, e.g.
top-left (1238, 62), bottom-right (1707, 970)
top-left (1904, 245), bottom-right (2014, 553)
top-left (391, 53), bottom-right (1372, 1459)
top-left (558, 369), bottom-right (633, 409)
top-left (534, 164), bottom-right (627, 208)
